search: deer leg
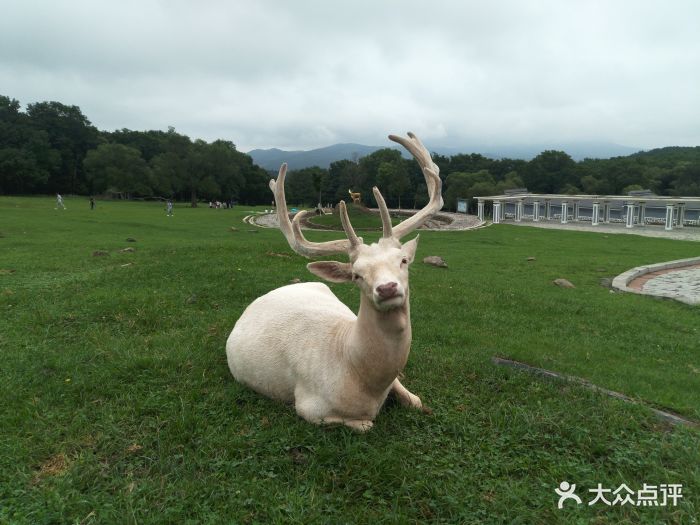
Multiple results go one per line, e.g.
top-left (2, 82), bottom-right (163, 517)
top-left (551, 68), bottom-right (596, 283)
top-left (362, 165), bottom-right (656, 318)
top-left (295, 393), bottom-right (374, 432)
top-left (391, 378), bottom-right (423, 409)
top-left (318, 416), bottom-right (374, 432)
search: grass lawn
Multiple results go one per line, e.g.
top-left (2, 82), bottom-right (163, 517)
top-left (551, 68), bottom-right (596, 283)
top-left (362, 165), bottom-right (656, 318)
top-left (1, 195), bottom-right (698, 524)
top-left (308, 203), bottom-right (401, 230)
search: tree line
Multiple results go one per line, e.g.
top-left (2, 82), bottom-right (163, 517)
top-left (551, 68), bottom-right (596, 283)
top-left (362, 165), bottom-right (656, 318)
top-left (0, 95), bottom-right (270, 205)
top-left (283, 146), bottom-right (700, 212)
top-left (2, 94), bottom-right (699, 210)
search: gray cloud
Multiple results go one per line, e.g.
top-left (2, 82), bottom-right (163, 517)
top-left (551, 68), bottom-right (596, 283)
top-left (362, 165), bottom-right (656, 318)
top-left (1, 0), bottom-right (699, 151)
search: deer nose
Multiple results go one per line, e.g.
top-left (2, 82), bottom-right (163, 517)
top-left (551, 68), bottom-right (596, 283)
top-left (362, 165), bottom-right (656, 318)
top-left (376, 282), bottom-right (399, 299)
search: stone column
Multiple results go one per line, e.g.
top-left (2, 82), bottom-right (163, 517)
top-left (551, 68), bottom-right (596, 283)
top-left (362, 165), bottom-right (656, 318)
top-left (545, 199), bottom-right (552, 220)
top-left (592, 201), bottom-right (600, 226)
top-left (573, 201), bottom-right (580, 221)
top-left (665, 204), bottom-right (674, 231)
top-left (638, 201), bottom-right (646, 227)
top-left (492, 201), bottom-right (501, 224)
top-left (603, 201), bottom-right (611, 223)
top-left (515, 199), bottom-right (524, 222)
top-left (561, 201), bottom-right (568, 224)
top-left (501, 200), bottom-right (506, 221)
top-left (477, 199), bottom-right (485, 222)
top-left (625, 202), bottom-right (635, 228)
top-left (533, 200), bottom-right (540, 222)
top-left (678, 203), bottom-right (686, 228)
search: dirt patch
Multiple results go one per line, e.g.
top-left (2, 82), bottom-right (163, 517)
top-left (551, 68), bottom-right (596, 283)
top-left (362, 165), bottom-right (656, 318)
top-left (33, 453), bottom-right (70, 483)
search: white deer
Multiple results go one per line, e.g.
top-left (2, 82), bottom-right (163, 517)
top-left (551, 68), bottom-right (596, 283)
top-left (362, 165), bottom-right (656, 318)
top-left (226, 132), bottom-right (443, 431)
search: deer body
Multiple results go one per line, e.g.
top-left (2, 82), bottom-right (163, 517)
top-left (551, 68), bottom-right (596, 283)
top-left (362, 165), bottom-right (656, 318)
top-left (227, 281), bottom-right (413, 429)
top-left (226, 133), bottom-right (442, 431)
top-left (228, 282), bottom-right (358, 404)
top-left (348, 189), bottom-right (362, 204)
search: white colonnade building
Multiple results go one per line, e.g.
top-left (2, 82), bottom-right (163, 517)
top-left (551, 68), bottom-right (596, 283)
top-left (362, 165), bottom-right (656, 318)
top-left (476, 191), bottom-right (700, 231)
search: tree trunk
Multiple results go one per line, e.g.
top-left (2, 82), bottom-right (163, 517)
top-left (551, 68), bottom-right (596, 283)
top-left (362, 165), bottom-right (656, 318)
top-left (190, 189), bottom-right (197, 208)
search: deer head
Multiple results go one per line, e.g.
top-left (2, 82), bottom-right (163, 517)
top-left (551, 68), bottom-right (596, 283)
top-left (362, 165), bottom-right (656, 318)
top-left (269, 132), bottom-right (443, 312)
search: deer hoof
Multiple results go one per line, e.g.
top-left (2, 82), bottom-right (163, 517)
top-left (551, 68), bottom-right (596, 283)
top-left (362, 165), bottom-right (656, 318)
top-left (344, 420), bottom-right (374, 432)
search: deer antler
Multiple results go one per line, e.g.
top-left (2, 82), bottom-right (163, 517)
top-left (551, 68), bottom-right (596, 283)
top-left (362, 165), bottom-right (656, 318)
top-left (270, 132), bottom-right (442, 257)
top-left (387, 132), bottom-right (443, 239)
top-left (270, 163), bottom-right (362, 258)
top-left (372, 186), bottom-right (394, 239)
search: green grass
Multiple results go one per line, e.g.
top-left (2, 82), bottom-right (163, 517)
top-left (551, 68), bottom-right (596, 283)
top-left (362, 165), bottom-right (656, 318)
top-left (1, 195), bottom-right (699, 524)
top-left (308, 204), bottom-right (401, 230)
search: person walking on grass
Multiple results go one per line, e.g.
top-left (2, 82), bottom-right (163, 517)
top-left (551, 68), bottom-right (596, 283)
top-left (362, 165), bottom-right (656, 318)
top-left (56, 193), bottom-right (66, 210)
top-left (166, 199), bottom-right (174, 217)
top-left (89, 196), bottom-right (95, 210)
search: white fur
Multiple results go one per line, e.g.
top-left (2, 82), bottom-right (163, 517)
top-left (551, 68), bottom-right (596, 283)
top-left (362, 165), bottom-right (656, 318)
top-left (226, 240), bottom-right (423, 431)
top-left (226, 132), bottom-right (440, 431)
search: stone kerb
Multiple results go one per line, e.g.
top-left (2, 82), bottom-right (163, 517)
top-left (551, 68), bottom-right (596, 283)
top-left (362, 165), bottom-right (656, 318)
top-left (612, 256), bottom-right (700, 305)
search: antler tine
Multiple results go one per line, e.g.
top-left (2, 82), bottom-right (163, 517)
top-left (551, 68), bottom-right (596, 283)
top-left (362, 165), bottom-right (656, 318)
top-left (338, 201), bottom-right (362, 247)
top-left (372, 187), bottom-right (393, 238)
top-left (387, 132), bottom-right (444, 239)
top-left (388, 132), bottom-right (433, 171)
top-left (270, 163), bottom-right (357, 258)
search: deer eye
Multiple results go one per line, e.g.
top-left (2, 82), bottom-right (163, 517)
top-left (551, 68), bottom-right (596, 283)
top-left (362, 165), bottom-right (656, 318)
top-left (401, 257), bottom-right (408, 265)
top-left (352, 273), bottom-right (362, 281)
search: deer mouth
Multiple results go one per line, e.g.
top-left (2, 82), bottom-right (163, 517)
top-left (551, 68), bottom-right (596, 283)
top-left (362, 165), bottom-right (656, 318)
top-left (374, 292), bottom-right (405, 309)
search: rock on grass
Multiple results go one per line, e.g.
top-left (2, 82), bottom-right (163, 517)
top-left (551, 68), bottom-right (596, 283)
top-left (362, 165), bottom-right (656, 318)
top-left (423, 256), bottom-right (448, 268)
top-left (553, 278), bottom-right (575, 288)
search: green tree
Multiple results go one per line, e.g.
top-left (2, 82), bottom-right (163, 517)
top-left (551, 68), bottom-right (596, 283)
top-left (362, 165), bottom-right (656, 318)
top-left (327, 159), bottom-right (362, 204)
top-left (358, 148), bottom-right (402, 199)
top-left (286, 167), bottom-right (327, 206)
top-left (523, 150), bottom-right (576, 193)
top-left (84, 143), bottom-right (152, 197)
top-left (444, 170), bottom-right (498, 211)
top-left (448, 153), bottom-right (492, 174)
top-left (239, 162), bottom-right (271, 205)
top-left (183, 139), bottom-right (247, 206)
top-left (151, 151), bottom-right (187, 197)
top-left (377, 161), bottom-right (410, 208)
top-left (0, 96), bottom-right (58, 193)
top-left (443, 172), bottom-right (473, 211)
top-left (26, 101), bottom-right (99, 194)
top-left (670, 163), bottom-right (700, 196)
top-left (494, 171), bottom-right (524, 194)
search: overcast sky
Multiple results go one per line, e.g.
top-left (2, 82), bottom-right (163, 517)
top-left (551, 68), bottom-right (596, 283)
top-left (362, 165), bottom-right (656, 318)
top-left (2, 0), bottom-right (699, 152)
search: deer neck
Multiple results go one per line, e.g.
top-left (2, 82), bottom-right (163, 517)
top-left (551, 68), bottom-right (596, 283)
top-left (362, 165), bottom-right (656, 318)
top-left (346, 290), bottom-right (412, 394)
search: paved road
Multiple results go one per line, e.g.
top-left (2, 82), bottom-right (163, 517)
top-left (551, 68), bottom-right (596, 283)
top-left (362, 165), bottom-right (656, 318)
top-left (250, 210), bottom-right (485, 231)
top-left (633, 266), bottom-right (700, 305)
top-left (506, 219), bottom-right (700, 242)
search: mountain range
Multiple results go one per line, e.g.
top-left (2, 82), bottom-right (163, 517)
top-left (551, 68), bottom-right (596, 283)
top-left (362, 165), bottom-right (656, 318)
top-left (247, 141), bottom-right (642, 171)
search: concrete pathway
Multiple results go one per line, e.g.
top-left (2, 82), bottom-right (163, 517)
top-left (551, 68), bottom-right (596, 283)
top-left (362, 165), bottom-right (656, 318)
top-left (629, 265), bottom-right (700, 305)
top-left (613, 258), bottom-right (700, 306)
top-left (506, 219), bottom-right (700, 242)
top-left (250, 209), bottom-right (485, 231)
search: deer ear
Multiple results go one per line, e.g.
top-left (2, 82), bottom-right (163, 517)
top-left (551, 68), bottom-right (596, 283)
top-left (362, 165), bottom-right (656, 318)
top-left (307, 261), bottom-right (353, 283)
top-left (401, 235), bottom-right (419, 264)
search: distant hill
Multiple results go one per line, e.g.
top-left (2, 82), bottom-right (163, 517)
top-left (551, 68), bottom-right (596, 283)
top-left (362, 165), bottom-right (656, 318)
top-left (247, 141), bottom-right (642, 170)
top-left (630, 145), bottom-right (700, 161)
top-left (247, 143), bottom-right (384, 171)
top-left (472, 142), bottom-right (642, 161)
